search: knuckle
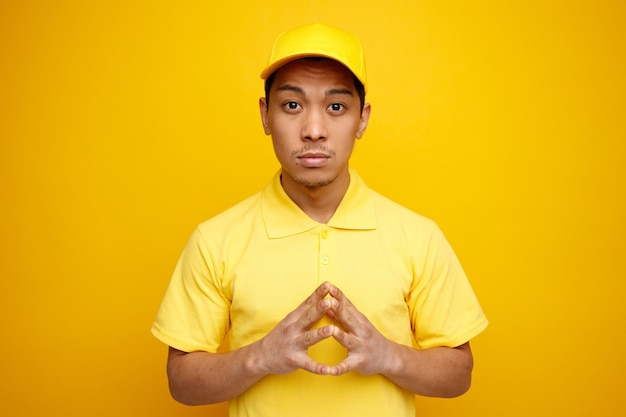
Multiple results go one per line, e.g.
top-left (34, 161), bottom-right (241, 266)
top-left (303, 311), bottom-right (312, 323)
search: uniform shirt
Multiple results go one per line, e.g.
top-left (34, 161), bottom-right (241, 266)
top-left (152, 169), bottom-right (488, 417)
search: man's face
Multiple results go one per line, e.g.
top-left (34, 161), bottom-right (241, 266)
top-left (260, 58), bottom-right (370, 193)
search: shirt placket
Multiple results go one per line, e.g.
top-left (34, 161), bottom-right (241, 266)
top-left (318, 225), bottom-right (331, 284)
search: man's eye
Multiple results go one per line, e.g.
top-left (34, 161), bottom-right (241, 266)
top-left (285, 102), bottom-right (300, 110)
top-left (329, 103), bottom-right (345, 112)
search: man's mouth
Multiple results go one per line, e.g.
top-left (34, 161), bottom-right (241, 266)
top-left (297, 152), bottom-right (331, 167)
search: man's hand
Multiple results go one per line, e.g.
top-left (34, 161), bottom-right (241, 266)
top-left (325, 284), bottom-right (395, 376)
top-left (323, 284), bottom-right (474, 397)
top-left (252, 281), bottom-right (336, 375)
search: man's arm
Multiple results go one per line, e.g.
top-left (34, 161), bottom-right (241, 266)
top-left (326, 284), bottom-right (474, 398)
top-left (165, 282), bottom-right (337, 405)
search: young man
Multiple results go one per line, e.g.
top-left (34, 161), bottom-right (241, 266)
top-left (152, 23), bottom-right (487, 417)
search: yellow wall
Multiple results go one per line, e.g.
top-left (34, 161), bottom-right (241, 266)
top-left (1, 1), bottom-right (624, 416)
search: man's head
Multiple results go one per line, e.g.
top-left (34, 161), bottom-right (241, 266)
top-left (258, 24), bottom-right (371, 194)
top-left (261, 23), bottom-right (367, 111)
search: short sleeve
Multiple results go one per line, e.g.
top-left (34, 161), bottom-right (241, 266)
top-left (406, 226), bottom-right (488, 349)
top-left (151, 228), bottom-right (231, 352)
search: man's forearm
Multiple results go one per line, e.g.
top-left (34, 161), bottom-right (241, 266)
top-left (167, 344), bottom-right (265, 405)
top-left (383, 342), bottom-right (474, 398)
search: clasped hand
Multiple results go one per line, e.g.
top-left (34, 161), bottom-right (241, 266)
top-left (256, 281), bottom-right (393, 377)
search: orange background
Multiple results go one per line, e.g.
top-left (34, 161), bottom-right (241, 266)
top-left (1, 1), bottom-right (625, 416)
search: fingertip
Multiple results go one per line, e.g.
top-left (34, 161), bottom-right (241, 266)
top-left (318, 281), bottom-right (331, 295)
top-left (331, 326), bottom-right (342, 339)
top-left (329, 284), bottom-right (339, 296)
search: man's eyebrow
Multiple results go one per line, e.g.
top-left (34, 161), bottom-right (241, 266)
top-left (326, 88), bottom-right (354, 97)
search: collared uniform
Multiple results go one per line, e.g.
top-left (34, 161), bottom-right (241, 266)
top-left (152, 170), bottom-right (488, 417)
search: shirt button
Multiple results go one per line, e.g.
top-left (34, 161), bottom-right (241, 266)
top-left (321, 230), bottom-right (329, 239)
top-left (321, 256), bottom-right (329, 265)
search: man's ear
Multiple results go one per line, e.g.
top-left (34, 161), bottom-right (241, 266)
top-left (259, 97), bottom-right (271, 135)
top-left (356, 103), bottom-right (371, 139)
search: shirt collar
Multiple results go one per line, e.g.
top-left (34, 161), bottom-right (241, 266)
top-left (261, 169), bottom-right (377, 238)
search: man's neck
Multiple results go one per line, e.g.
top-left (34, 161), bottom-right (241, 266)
top-left (280, 171), bottom-right (350, 224)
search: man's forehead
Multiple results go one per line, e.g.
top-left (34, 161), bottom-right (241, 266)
top-left (275, 83), bottom-right (354, 98)
top-left (271, 58), bottom-right (356, 89)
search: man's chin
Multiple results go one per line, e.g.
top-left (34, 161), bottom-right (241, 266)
top-left (282, 171), bottom-right (337, 189)
top-left (295, 177), bottom-right (334, 188)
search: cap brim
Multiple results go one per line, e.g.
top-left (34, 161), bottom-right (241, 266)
top-left (260, 53), bottom-right (367, 94)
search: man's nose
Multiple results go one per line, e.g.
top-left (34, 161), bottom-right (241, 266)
top-left (302, 108), bottom-right (327, 141)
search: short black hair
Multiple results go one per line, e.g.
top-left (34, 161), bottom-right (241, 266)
top-left (264, 59), bottom-right (366, 112)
